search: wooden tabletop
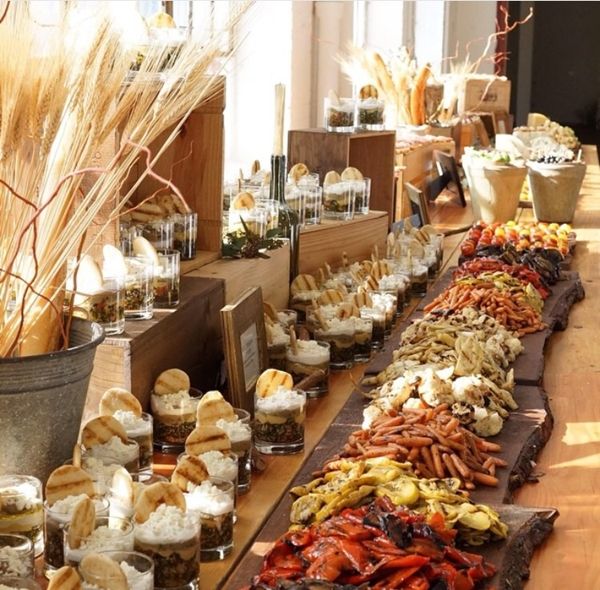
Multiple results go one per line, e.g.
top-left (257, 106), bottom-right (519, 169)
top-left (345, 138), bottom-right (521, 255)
top-left (513, 146), bottom-right (600, 588)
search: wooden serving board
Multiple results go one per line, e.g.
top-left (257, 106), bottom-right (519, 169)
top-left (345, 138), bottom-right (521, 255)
top-left (224, 385), bottom-right (556, 590)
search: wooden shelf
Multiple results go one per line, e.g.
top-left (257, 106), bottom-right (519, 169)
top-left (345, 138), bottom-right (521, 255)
top-left (298, 210), bottom-right (389, 275)
top-left (85, 275), bottom-right (225, 418)
top-left (186, 243), bottom-right (290, 309)
top-left (181, 249), bottom-right (222, 275)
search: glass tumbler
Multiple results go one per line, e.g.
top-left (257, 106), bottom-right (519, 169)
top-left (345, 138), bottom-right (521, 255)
top-left (191, 478), bottom-right (235, 562)
top-left (43, 497), bottom-right (110, 575)
top-left (301, 185), bottom-right (323, 225)
top-left (172, 212), bottom-right (198, 261)
top-left (80, 550), bottom-right (154, 590)
top-left (0, 535), bottom-right (34, 578)
top-left (285, 341), bottom-right (330, 398)
top-left (323, 181), bottom-right (355, 221)
top-left (351, 177), bottom-right (371, 215)
top-left (254, 389), bottom-right (306, 455)
top-left (69, 277), bottom-right (125, 336)
top-left (153, 249), bottom-right (180, 308)
top-left (124, 256), bottom-right (154, 320)
top-left (0, 476), bottom-right (43, 556)
top-left (324, 97), bottom-right (356, 132)
top-left (356, 98), bottom-right (385, 130)
top-left (63, 516), bottom-right (134, 568)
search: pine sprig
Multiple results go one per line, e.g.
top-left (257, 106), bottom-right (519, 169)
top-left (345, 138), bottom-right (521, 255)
top-left (221, 218), bottom-right (285, 259)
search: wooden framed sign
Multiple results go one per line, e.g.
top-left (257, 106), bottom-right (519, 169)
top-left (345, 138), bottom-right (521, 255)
top-left (404, 182), bottom-right (431, 227)
top-left (220, 287), bottom-right (269, 414)
top-left (430, 150), bottom-right (467, 207)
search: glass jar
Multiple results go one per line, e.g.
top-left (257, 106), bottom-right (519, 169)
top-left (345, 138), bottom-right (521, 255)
top-left (285, 340), bottom-right (330, 398)
top-left (139, 219), bottom-right (174, 251)
top-left (153, 249), bottom-right (180, 309)
top-left (185, 477), bottom-right (235, 562)
top-left (424, 244), bottom-right (439, 278)
top-left (80, 550), bottom-right (154, 590)
top-left (114, 412), bottom-right (153, 474)
top-left (134, 507), bottom-right (200, 589)
top-left (43, 497), bottom-right (110, 575)
top-left (123, 256), bottom-right (154, 320)
top-left (0, 476), bottom-right (43, 557)
top-left (353, 317), bottom-right (373, 363)
top-left (350, 178), bottom-right (371, 216)
top-left (171, 212), bottom-right (198, 261)
top-left (0, 535), bottom-right (34, 578)
top-left (324, 97), bottom-right (356, 132)
top-left (69, 277), bottom-right (125, 336)
top-left (64, 516), bottom-right (134, 568)
top-left (313, 319), bottom-right (355, 370)
top-left (411, 261), bottom-right (429, 297)
top-left (323, 181), bottom-right (355, 221)
top-left (372, 292), bottom-right (397, 336)
top-left (301, 184), bottom-right (323, 226)
top-left (254, 388), bottom-right (306, 455)
top-left (215, 409), bottom-right (253, 494)
top-left (356, 98), bottom-right (385, 130)
top-left (151, 390), bottom-right (202, 452)
top-left (360, 307), bottom-right (386, 350)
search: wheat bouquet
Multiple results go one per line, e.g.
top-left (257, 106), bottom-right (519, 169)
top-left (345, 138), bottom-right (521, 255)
top-left (0, 2), bottom-right (243, 357)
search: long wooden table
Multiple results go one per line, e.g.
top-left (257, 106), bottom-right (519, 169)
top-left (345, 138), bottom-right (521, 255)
top-left (216, 149), bottom-right (599, 589)
top-left (514, 146), bottom-right (600, 588)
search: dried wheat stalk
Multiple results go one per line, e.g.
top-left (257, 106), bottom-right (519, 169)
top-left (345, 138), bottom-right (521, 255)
top-left (0, 1), bottom-right (246, 357)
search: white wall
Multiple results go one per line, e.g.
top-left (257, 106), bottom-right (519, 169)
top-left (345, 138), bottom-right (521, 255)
top-left (444, 1), bottom-right (497, 75)
top-left (223, 1), bottom-right (294, 179)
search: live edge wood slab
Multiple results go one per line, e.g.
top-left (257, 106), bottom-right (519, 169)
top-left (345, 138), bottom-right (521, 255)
top-left (227, 257), bottom-right (584, 589)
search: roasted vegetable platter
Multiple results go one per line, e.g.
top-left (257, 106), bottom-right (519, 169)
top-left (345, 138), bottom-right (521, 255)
top-left (230, 223), bottom-right (583, 590)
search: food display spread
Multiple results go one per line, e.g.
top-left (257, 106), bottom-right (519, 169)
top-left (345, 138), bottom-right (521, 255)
top-left (233, 218), bottom-right (582, 590)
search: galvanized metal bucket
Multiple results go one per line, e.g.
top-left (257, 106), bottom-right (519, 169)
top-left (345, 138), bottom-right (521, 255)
top-left (0, 318), bottom-right (104, 483)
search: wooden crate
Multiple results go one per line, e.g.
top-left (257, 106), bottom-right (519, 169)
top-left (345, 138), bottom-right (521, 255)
top-left (84, 275), bottom-right (225, 421)
top-left (298, 211), bottom-right (388, 275)
top-left (287, 129), bottom-right (397, 221)
top-left (395, 140), bottom-right (455, 220)
top-left (187, 242), bottom-right (290, 309)
top-left (457, 77), bottom-right (511, 114)
top-left (86, 80), bottom-right (226, 270)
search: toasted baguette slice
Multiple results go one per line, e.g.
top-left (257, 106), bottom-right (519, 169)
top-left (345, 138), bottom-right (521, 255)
top-left (317, 289), bottom-right (345, 306)
top-left (289, 163), bottom-right (309, 182)
top-left (134, 482), bottom-right (186, 524)
top-left (172, 455), bottom-right (209, 492)
top-left (80, 553), bottom-right (128, 590)
top-left (290, 274), bottom-right (318, 295)
top-left (263, 301), bottom-right (279, 322)
top-left (196, 391), bottom-right (235, 426)
top-left (256, 368), bottom-right (294, 398)
top-left (185, 425), bottom-right (231, 456)
top-left (341, 166), bottom-right (363, 181)
top-left (46, 465), bottom-right (95, 506)
top-left (81, 415), bottom-right (127, 449)
top-left (232, 191), bottom-right (256, 210)
top-left (67, 496), bottom-right (96, 549)
top-left (48, 566), bottom-right (82, 590)
top-left (359, 84), bottom-right (378, 99)
top-left (323, 170), bottom-right (341, 187)
top-left (99, 387), bottom-right (142, 417)
top-left (353, 291), bottom-right (373, 309)
top-left (154, 368), bottom-right (190, 395)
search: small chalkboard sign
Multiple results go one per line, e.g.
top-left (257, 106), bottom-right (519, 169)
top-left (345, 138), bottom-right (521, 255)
top-left (220, 287), bottom-right (269, 414)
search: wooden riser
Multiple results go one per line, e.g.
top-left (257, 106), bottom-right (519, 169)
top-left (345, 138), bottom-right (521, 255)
top-left (298, 210), bottom-right (388, 275)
